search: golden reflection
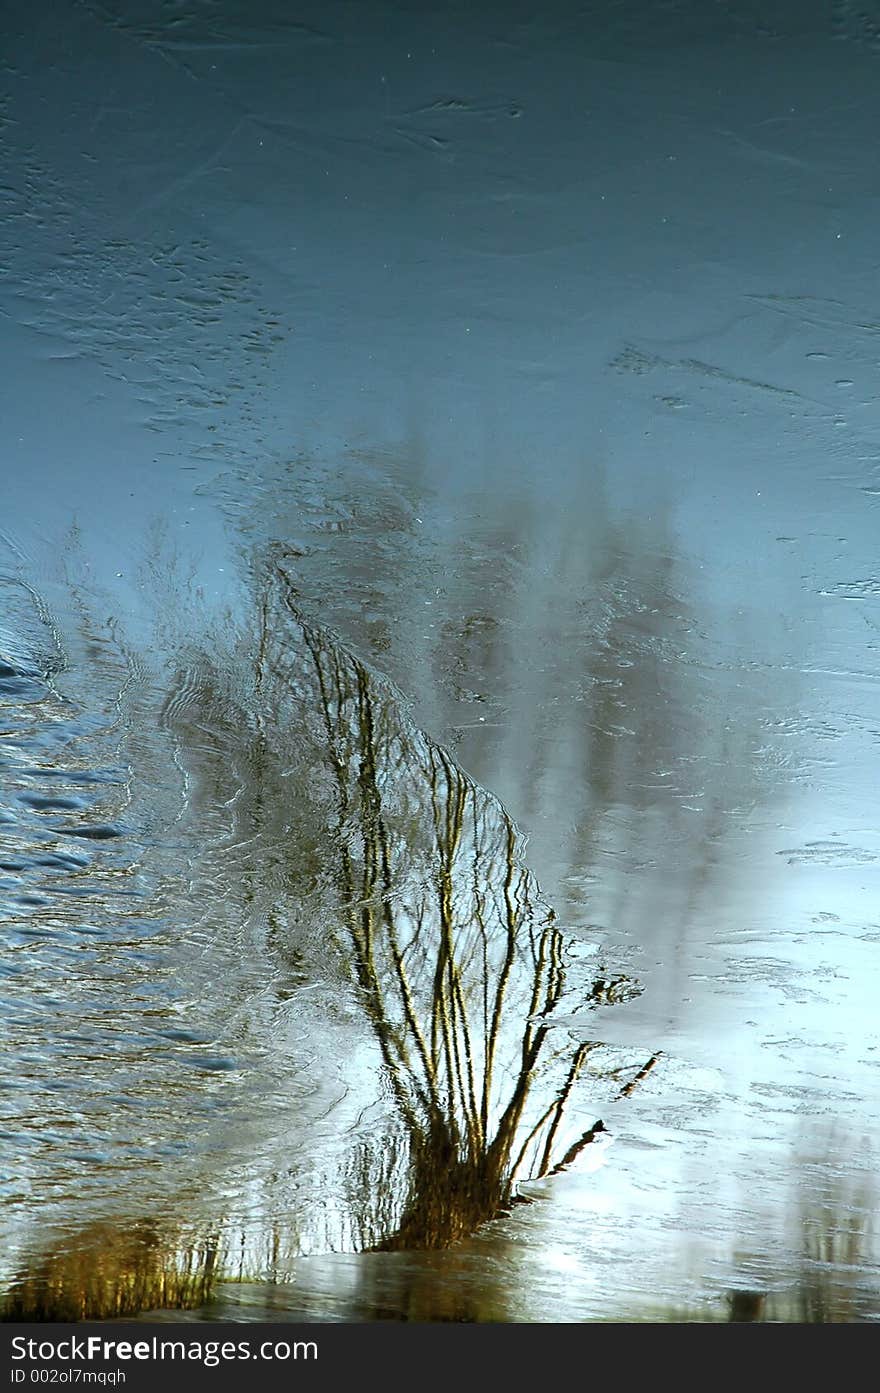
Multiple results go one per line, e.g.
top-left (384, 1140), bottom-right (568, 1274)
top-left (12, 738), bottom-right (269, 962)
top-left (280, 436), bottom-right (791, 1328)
top-left (1, 1222), bottom-right (219, 1322)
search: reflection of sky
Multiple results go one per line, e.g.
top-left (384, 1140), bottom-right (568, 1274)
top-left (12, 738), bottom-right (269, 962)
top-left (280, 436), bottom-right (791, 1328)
top-left (2, 0), bottom-right (879, 1314)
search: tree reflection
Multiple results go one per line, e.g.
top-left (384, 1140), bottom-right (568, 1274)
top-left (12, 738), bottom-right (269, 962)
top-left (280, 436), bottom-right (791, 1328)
top-left (247, 450), bottom-right (792, 1023)
top-left (788, 1169), bottom-right (877, 1323)
top-left (2, 543), bottom-right (651, 1318)
top-left (728, 1131), bottom-right (879, 1323)
top-left (168, 552), bottom-right (648, 1254)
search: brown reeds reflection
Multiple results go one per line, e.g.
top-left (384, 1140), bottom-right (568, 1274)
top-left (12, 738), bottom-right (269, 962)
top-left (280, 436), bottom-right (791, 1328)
top-left (2, 1222), bottom-right (219, 1322)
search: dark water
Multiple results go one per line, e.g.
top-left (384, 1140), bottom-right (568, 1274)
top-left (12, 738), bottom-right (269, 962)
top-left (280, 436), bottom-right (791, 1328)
top-left (2, 0), bottom-right (879, 1321)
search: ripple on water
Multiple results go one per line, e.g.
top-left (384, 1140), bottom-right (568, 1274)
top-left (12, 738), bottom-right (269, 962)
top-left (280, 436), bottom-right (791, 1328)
top-left (17, 792), bottom-right (90, 812)
top-left (54, 824), bottom-right (126, 840)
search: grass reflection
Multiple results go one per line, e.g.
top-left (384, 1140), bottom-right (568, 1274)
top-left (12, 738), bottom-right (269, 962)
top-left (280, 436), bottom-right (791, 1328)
top-left (2, 1222), bottom-right (219, 1322)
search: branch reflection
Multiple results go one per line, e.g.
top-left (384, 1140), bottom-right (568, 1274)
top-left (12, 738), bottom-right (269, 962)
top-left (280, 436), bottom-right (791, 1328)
top-left (238, 555), bottom-right (645, 1251)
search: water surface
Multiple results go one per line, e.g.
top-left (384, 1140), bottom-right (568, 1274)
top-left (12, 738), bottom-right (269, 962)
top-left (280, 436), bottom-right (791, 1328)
top-left (2, 0), bottom-right (879, 1321)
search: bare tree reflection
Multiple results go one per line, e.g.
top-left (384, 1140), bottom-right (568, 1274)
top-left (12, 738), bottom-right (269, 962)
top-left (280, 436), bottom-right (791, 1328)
top-left (247, 451), bottom-right (792, 1031)
top-left (168, 552), bottom-right (649, 1254)
top-left (2, 540), bottom-right (652, 1317)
